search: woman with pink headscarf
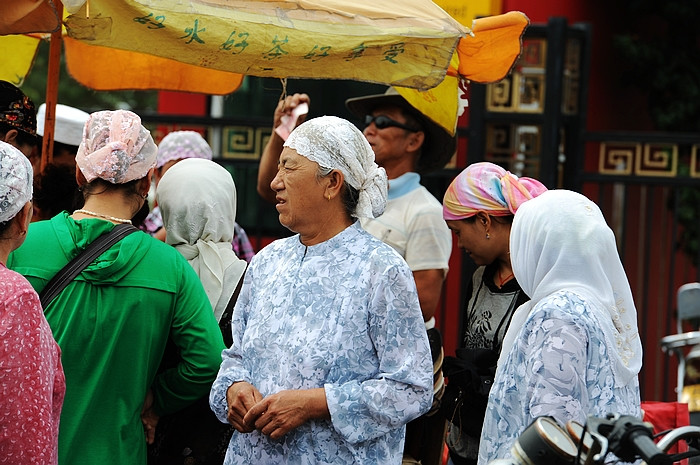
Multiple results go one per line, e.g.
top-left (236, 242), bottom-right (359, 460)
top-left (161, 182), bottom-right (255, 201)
top-left (440, 162), bottom-right (547, 465)
top-left (8, 110), bottom-right (225, 465)
top-left (0, 141), bottom-right (65, 465)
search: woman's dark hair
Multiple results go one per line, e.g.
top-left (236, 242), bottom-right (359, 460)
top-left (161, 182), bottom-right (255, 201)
top-left (341, 183), bottom-right (360, 218)
top-left (81, 177), bottom-right (144, 212)
top-left (0, 218), bottom-right (11, 236)
top-left (33, 164), bottom-right (82, 220)
top-left (131, 201), bottom-right (150, 228)
top-left (316, 165), bottom-right (360, 219)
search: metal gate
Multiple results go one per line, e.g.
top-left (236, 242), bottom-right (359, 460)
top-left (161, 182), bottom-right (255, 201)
top-left (576, 132), bottom-right (700, 400)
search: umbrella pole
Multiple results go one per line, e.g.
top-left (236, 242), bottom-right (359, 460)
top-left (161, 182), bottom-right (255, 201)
top-left (41, 0), bottom-right (64, 174)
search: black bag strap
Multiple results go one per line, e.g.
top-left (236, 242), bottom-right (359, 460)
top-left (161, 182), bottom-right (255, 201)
top-left (39, 223), bottom-right (138, 309)
top-left (219, 268), bottom-right (246, 348)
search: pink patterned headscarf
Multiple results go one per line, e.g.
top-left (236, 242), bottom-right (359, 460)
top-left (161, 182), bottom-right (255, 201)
top-left (443, 162), bottom-right (547, 220)
top-left (76, 110), bottom-right (157, 184)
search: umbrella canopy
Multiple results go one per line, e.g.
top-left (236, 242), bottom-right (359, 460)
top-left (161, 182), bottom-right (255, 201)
top-left (1, 0), bottom-right (528, 168)
top-left (2, 1), bottom-right (528, 94)
top-left (0, 0), bottom-right (60, 35)
top-left (61, 0), bottom-right (527, 91)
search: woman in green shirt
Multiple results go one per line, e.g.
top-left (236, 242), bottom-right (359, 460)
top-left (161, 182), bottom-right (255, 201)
top-left (9, 110), bottom-right (225, 465)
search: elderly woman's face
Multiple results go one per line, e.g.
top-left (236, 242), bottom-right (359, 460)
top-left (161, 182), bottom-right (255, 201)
top-left (271, 148), bottom-right (324, 234)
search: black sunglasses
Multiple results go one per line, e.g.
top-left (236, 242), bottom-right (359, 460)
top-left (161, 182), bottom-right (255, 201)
top-left (364, 114), bottom-right (420, 132)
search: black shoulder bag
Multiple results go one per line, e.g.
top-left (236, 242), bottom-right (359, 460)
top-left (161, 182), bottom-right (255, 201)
top-left (39, 223), bottom-right (138, 309)
top-left (440, 283), bottom-right (521, 438)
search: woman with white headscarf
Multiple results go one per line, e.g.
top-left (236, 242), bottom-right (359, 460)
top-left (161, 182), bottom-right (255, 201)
top-left (141, 130), bottom-right (256, 262)
top-left (0, 141), bottom-right (65, 465)
top-left (8, 110), bottom-right (225, 465)
top-left (209, 115), bottom-right (433, 464)
top-left (158, 158), bottom-right (247, 323)
top-left (149, 158), bottom-right (247, 465)
top-left (477, 190), bottom-right (643, 465)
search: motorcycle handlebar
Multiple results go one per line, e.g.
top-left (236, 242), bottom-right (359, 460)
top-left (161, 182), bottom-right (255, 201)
top-left (489, 414), bottom-right (683, 465)
top-left (624, 427), bottom-right (671, 465)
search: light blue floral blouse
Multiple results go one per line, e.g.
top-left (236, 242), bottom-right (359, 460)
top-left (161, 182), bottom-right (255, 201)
top-left (477, 291), bottom-right (641, 465)
top-left (210, 222), bottom-right (433, 464)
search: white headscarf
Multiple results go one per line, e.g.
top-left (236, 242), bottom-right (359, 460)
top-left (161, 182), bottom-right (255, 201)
top-left (284, 115), bottom-right (387, 219)
top-left (157, 158), bottom-right (246, 321)
top-left (0, 141), bottom-right (32, 223)
top-left (501, 189), bottom-right (642, 387)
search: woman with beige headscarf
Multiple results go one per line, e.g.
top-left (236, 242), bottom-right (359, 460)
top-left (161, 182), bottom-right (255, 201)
top-left (158, 157), bottom-right (246, 323)
top-left (8, 110), bottom-right (225, 465)
top-left (150, 157), bottom-right (247, 464)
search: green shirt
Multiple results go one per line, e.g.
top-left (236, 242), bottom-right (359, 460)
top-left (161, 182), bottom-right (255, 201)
top-left (9, 213), bottom-right (225, 465)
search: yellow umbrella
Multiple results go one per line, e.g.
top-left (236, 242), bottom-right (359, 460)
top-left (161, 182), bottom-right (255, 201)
top-left (399, 11), bottom-right (530, 136)
top-left (1, 0), bottom-right (528, 167)
top-left (61, 0), bottom-right (526, 92)
top-left (60, 0), bottom-right (526, 136)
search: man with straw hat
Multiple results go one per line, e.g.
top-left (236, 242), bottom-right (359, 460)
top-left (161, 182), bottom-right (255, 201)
top-left (345, 87), bottom-right (454, 465)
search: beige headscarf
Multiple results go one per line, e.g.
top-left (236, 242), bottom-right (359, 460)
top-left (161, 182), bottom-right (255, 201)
top-left (157, 158), bottom-right (246, 321)
top-left (502, 190), bottom-right (642, 387)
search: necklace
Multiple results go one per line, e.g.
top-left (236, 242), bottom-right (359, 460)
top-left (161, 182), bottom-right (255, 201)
top-left (73, 209), bottom-right (133, 224)
top-left (497, 268), bottom-right (515, 288)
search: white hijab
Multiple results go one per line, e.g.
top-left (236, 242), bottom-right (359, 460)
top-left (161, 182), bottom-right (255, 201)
top-left (157, 158), bottom-right (247, 321)
top-left (284, 115), bottom-right (388, 219)
top-left (500, 189), bottom-right (642, 387)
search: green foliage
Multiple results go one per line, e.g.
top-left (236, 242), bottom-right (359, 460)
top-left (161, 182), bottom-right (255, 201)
top-left (20, 40), bottom-right (157, 112)
top-left (612, 0), bottom-right (700, 132)
top-left (614, 0), bottom-right (700, 264)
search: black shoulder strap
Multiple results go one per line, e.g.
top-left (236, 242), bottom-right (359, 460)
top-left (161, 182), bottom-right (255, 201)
top-left (219, 269), bottom-right (246, 348)
top-left (39, 223), bottom-right (138, 309)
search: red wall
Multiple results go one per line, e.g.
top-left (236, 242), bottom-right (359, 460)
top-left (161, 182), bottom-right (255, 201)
top-left (154, 91), bottom-right (208, 144)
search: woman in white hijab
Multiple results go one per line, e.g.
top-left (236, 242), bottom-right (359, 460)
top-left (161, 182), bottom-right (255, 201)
top-left (478, 189), bottom-right (643, 465)
top-left (157, 157), bottom-right (247, 323)
top-left (151, 157), bottom-right (246, 465)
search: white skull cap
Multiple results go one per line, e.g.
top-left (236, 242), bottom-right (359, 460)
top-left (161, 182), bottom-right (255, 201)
top-left (0, 140), bottom-right (33, 223)
top-left (284, 115), bottom-right (387, 219)
top-left (37, 103), bottom-right (90, 146)
top-left (76, 110), bottom-right (157, 184)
